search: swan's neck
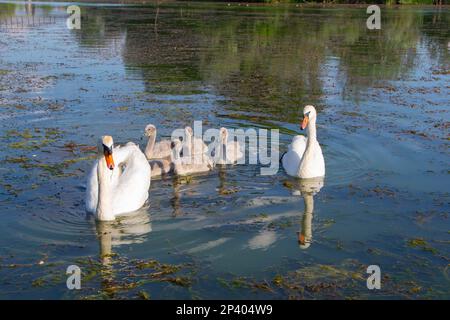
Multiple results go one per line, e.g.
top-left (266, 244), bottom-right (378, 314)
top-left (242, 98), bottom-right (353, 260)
top-left (303, 193), bottom-right (314, 214)
top-left (96, 158), bottom-right (114, 221)
top-left (172, 146), bottom-right (179, 161)
top-left (306, 119), bottom-right (317, 145)
top-left (296, 118), bottom-right (317, 176)
top-left (144, 133), bottom-right (156, 159)
top-left (96, 221), bottom-right (112, 265)
top-left (185, 133), bottom-right (193, 159)
top-left (220, 139), bottom-right (227, 162)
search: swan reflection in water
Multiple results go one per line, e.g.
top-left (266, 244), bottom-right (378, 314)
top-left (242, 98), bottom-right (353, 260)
top-left (93, 209), bottom-right (152, 294)
top-left (289, 177), bottom-right (324, 250)
top-left (94, 208), bottom-right (152, 264)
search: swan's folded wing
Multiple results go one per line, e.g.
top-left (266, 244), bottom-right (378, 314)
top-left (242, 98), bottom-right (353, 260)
top-left (113, 147), bottom-right (151, 215)
top-left (282, 150), bottom-right (301, 177)
top-left (313, 142), bottom-right (326, 176)
top-left (290, 135), bottom-right (307, 155)
top-left (113, 144), bottom-right (138, 165)
top-left (85, 162), bottom-right (98, 213)
top-left (152, 140), bottom-right (173, 159)
top-left (282, 136), bottom-right (307, 177)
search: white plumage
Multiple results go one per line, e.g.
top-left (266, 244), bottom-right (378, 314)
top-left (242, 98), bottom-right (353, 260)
top-left (282, 105), bottom-right (325, 179)
top-left (86, 138), bottom-right (151, 221)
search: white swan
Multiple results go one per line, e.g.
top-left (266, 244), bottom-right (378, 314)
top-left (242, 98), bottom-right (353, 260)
top-left (216, 127), bottom-right (244, 165)
top-left (86, 136), bottom-right (151, 221)
top-left (172, 138), bottom-right (214, 176)
top-left (281, 105), bottom-right (325, 179)
top-left (144, 124), bottom-right (173, 160)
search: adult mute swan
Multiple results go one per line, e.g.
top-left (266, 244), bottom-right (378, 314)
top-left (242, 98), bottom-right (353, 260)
top-left (86, 136), bottom-right (151, 221)
top-left (281, 105), bottom-right (325, 179)
top-left (144, 124), bottom-right (173, 160)
top-left (216, 127), bottom-right (244, 165)
top-left (172, 138), bottom-right (214, 176)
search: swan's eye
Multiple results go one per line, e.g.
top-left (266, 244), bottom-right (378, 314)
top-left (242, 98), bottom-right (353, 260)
top-left (304, 111), bottom-right (311, 117)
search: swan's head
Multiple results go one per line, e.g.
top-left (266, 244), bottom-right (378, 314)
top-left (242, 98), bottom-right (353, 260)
top-left (184, 126), bottom-right (194, 143)
top-left (144, 124), bottom-right (156, 137)
top-left (219, 127), bottom-right (228, 142)
top-left (98, 136), bottom-right (115, 170)
top-left (297, 232), bottom-right (311, 250)
top-left (184, 126), bottom-right (193, 137)
top-left (301, 105), bottom-right (317, 130)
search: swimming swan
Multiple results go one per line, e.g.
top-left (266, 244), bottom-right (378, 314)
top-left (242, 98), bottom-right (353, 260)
top-left (215, 127), bottom-right (244, 165)
top-left (184, 126), bottom-right (209, 157)
top-left (144, 124), bottom-right (173, 160)
top-left (281, 105), bottom-right (325, 179)
top-left (172, 139), bottom-right (214, 176)
top-left (86, 136), bottom-right (151, 221)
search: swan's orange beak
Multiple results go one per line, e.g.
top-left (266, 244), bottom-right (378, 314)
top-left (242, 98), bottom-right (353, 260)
top-left (298, 233), bottom-right (306, 245)
top-left (103, 146), bottom-right (114, 170)
top-left (301, 116), bottom-right (309, 130)
top-left (104, 153), bottom-right (114, 170)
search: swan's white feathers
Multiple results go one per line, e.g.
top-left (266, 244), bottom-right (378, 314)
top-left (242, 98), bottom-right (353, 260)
top-left (282, 105), bottom-right (325, 179)
top-left (289, 135), bottom-right (307, 153)
top-left (86, 144), bottom-right (151, 218)
top-left (282, 135), bottom-right (306, 177)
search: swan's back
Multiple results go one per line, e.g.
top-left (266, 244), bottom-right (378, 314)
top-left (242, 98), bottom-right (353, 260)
top-left (152, 140), bottom-right (172, 159)
top-left (289, 135), bottom-right (307, 153)
top-left (173, 155), bottom-right (213, 176)
top-left (113, 144), bottom-right (151, 215)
